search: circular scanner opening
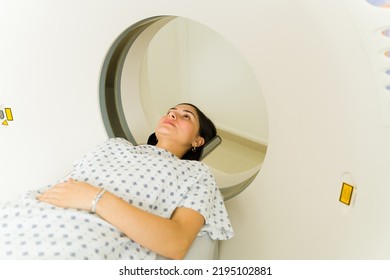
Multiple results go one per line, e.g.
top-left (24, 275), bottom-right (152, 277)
top-left (99, 16), bottom-right (269, 200)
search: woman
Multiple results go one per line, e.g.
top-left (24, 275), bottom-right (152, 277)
top-left (0, 103), bottom-right (233, 260)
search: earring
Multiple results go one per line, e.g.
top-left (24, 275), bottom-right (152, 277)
top-left (192, 146), bottom-right (197, 152)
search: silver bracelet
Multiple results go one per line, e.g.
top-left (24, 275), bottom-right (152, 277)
top-left (91, 188), bottom-right (107, 213)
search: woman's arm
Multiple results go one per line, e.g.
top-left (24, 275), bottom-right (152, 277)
top-left (37, 178), bottom-right (205, 259)
top-left (96, 191), bottom-right (204, 259)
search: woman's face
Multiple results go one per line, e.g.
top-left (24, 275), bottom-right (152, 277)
top-left (155, 104), bottom-right (204, 149)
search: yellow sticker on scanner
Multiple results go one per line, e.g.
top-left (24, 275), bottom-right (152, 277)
top-left (339, 182), bottom-right (354, 205)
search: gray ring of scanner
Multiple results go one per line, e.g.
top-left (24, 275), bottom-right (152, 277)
top-left (99, 15), bottom-right (259, 201)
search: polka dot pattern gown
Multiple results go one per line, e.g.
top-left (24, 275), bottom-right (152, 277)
top-left (0, 138), bottom-right (234, 259)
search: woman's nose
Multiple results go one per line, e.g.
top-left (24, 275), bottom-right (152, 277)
top-left (168, 111), bottom-right (176, 119)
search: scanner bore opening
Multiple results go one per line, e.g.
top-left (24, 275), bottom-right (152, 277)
top-left (99, 16), bottom-right (268, 201)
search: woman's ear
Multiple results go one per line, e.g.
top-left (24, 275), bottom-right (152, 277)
top-left (193, 136), bottom-right (205, 148)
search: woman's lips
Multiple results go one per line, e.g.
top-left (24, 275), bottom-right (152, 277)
top-left (162, 120), bottom-right (175, 126)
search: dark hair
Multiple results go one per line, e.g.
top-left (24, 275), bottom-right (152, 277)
top-left (147, 103), bottom-right (217, 161)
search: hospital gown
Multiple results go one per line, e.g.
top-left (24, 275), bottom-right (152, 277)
top-left (0, 138), bottom-right (234, 259)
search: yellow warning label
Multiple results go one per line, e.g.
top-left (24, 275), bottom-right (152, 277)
top-left (1, 107), bottom-right (14, 126)
top-left (339, 182), bottom-right (354, 205)
top-left (5, 108), bottom-right (13, 121)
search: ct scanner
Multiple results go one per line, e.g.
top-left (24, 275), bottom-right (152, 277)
top-left (1, 0), bottom-right (390, 259)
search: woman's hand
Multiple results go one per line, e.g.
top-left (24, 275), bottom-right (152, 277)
top-left (37, 178), bottom-right (99, 211)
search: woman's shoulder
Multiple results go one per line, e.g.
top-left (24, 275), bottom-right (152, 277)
top-left (179, 159), bottom-right (213, 176)
top-left (107, 137), bottom-right (134, 146)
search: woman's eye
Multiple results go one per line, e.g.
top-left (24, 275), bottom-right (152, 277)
top-left (183, 114), bottom-right (190, 119)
